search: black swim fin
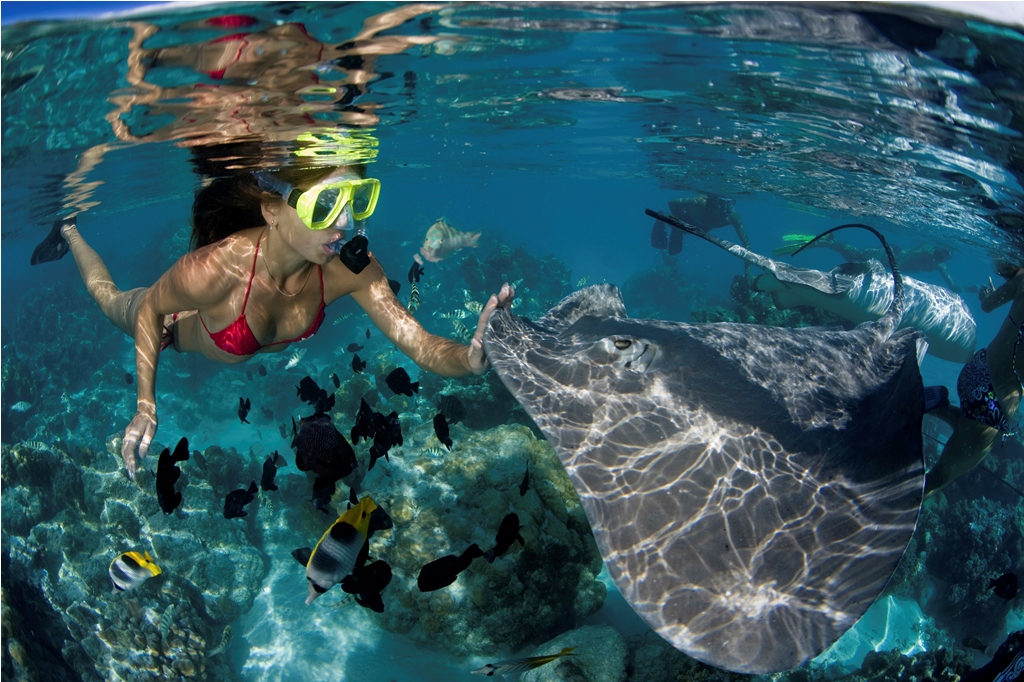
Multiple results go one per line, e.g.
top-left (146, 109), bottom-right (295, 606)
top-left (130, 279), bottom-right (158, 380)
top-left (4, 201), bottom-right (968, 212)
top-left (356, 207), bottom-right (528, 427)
top-left (31, 216), bottom-right (74, 265)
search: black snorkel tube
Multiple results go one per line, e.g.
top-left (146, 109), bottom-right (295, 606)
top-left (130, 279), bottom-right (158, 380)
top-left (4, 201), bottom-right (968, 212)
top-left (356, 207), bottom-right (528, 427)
top-left (328, 233), bottom-right (370, 273)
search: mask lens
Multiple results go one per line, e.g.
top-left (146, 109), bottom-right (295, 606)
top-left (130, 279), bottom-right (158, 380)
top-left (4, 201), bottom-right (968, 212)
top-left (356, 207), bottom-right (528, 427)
top-left (311, 186), bottom-right (343, 226)
top-left (351, 183), bottom-right (373, 217)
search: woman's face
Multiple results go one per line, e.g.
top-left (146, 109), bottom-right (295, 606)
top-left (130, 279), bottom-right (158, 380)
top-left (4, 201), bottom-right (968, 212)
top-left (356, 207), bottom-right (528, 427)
top-left (276, 167), bottom-right (360, 265)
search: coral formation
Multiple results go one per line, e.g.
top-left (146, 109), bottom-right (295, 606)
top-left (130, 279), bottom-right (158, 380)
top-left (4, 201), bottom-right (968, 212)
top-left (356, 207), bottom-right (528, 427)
top-left (357, 423), bottom-right (605, 656)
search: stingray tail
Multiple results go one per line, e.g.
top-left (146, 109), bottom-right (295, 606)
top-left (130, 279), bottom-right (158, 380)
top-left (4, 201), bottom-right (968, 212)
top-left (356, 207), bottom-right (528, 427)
top-left (791, 223), bottom-right (905, 335)
top-left (645, 208), bottom-right (775, 271)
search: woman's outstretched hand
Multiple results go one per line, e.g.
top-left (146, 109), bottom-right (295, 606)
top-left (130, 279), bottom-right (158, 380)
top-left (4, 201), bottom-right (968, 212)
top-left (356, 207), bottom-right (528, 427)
top-left (469, 282), bottom-right (515, 375)
top-left (122, 406), bottom-right (157, 480)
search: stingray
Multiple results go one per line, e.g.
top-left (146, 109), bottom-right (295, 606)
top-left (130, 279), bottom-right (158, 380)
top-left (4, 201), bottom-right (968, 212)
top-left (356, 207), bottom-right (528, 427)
top-left (483, 225), bottom-right (926, 674)
top-left (649, 210), bottom-right (976, 363)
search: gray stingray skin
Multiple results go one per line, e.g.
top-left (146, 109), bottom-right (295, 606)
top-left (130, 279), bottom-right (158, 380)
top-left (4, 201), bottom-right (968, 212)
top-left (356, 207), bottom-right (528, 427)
top-left (483, 284), bottom-right (926, 674)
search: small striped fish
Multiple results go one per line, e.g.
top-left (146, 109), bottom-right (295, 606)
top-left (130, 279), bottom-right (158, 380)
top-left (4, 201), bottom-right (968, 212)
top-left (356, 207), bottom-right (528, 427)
top-left (208, 626), bottom-right (231, 657)
top-left (576, 276), bottom-right (589, 287)
top-left (472, 647), bottom-right (577, 676)
top-left (464, 301), bottom-right (483, 315)
top-left (158, 604), bottom-right (175, 641)
top-left (425, 446), bottom-right (446, 458)
top-left (284, 349), bottom-right (306, 369)
top-left (451, 319), bottom-right (472, 342)
top-left (440, 309), bottom-right (469, 320)
top-left (23, 441), bottom-right (48, 451)
top-left (408, 282), bottom-right (421, 314)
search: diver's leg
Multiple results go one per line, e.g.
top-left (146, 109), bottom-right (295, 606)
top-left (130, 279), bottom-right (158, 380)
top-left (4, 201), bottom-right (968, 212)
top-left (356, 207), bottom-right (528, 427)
top-left (924, 417), bottom-right (998, 497)
top-left (62, 222), bottom-right (145, 337)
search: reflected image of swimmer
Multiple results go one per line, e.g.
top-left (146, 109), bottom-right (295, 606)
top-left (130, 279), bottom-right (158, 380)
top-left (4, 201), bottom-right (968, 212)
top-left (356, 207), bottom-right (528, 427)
top-left (34, 162), bottom-right (513, 480)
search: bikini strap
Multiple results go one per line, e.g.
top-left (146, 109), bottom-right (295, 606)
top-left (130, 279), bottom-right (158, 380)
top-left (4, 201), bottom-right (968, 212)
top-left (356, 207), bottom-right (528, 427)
top-left (240, 232), bottom-right (262, 314)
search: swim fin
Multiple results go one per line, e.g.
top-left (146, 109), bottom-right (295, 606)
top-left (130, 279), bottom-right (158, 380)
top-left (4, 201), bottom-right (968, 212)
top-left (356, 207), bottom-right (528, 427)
top-left (30, 216), bottom-right (74, 265)
top-left (771, 233), bottom-right (834, 258)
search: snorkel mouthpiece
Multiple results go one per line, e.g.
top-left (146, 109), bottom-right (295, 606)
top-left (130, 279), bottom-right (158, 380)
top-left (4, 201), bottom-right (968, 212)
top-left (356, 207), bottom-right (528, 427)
top-left (330, 235), bottom-right (370, 273)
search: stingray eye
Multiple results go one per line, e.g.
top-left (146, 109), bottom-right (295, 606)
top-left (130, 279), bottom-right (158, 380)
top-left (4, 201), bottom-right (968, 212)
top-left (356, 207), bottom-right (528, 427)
top-left (613, 339), bottom-right (632, 350)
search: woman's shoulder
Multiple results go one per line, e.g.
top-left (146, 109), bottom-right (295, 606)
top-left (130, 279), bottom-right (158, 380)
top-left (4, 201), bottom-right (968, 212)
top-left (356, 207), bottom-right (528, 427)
top-left (190, 228), bottom-right (263, 263)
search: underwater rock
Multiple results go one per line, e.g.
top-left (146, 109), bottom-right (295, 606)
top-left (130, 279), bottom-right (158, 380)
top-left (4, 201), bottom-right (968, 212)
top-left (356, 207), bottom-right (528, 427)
top-left (359, 423), bottom-right (604, 656)
top-left (626, 630), bottom-right (750, 682)
top-left (519, 625), bottom-right (627, 682)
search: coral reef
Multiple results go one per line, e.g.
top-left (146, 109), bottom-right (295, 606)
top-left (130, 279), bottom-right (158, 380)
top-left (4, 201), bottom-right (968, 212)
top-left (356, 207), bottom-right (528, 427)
top-left (1, 438), bottom-right (265, 681)
top-left (356, 423), bottom-right (605, 656)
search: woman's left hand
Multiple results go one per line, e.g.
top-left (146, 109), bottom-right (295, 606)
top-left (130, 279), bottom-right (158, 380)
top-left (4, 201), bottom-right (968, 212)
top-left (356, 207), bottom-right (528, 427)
top-left (468, 282), bottom-right (515, 375)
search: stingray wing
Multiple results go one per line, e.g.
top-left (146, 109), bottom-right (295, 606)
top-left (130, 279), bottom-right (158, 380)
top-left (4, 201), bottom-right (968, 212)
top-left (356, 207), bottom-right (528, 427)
top-left (484, 285), bottom-right (925, 674)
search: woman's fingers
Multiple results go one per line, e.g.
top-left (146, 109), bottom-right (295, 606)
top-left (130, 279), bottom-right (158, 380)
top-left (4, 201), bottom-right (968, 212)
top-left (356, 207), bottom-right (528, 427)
top-left (121, 413), bottom-right (157, 481)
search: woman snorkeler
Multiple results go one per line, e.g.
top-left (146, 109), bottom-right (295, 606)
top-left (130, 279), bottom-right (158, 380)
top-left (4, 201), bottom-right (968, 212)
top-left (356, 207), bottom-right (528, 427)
top-left (924, 259), bottom-right (1024, 496)
top-left (34, 164), bottom-right (513, 480)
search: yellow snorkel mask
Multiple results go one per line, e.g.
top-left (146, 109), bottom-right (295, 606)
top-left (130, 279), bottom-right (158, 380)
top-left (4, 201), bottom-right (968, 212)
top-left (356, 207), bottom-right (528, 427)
top-left (253, 171), bottom-right (380, 229)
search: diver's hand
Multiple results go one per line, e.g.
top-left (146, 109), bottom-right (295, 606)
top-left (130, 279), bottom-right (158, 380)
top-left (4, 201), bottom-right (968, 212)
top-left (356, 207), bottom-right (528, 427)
top-left (122, 406), bottom-right (157, 481)
top-left (469, 282), bottom-right (515, 375)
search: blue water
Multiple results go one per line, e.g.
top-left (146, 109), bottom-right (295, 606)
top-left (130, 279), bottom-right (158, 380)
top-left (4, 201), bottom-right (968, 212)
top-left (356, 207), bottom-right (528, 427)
top-left (2, 3), bottom-right (1023, 681)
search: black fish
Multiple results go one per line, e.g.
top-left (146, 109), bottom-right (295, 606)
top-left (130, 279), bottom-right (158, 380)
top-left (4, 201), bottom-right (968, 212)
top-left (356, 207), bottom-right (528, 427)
top-left (347, 343), bottom-right (364, 353)
top-left (351, 399), bottom-right (380, 444)
top-left (483, 513), bottom-right (524, 563)
top-left (366, 328), bottom-right (371, 339)
top-left (155, 437), bottom-right (189, 514)
top-left (408, 261), bottom-right (424, 284)
top-left (349, 487), bottom-right (358, 507)
top-left (224, 481), bottom-right (258, 518)
top-left (433, 413), bottom-right (452, 451)
top-left (261, 451), bottom-right (285, 491)
top-left (279, 423), bottom-right (288, 439)
top-left (368, 443), bottom-right (390, 471)
top-left (292, 413), bottom-right (358, 486)
top-left (238, 397), bottom-right (251, 424)
top-left (311, 480), bottom-right (335, 514)
top-left (962, 635), bottom-right (987, 651)
top-left (519, 463), bottom-right (530, 496)
top-left (385, 367), bottom-right (419, 396)
top-left (388, 279), bottom-right (401, 296)
top-left (352, 354), bottom-right (367, 373)
top-left (296, 376), bottom-right (335, 414)
top-left (246, 368), bottom-right (253, 380)
top-left (260, 406), bottom-right (274, 421)
top-left (437, 394), bottom-right (466, 424)
top-left (383, 411), bottom-right (403, 448)
top-left (125, 372), bottom-right (133, 385)
top-left (368, 505), bottom-right (393, 540)
top-left (331, 373), bottom-right (341, 389)
top-left (417, 544), bottom-right (484, 592)
top-left (342, 559), bottom-right (393, 612)
top-left (258, 364), bottom-right (267, 377)
top-left (193, 450), bottom-right (208, 470)
top-left (991, 573), bottom-right (1018, 600)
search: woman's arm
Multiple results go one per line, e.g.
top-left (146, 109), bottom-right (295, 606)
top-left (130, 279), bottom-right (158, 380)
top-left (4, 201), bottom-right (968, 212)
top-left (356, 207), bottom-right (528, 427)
top-left (121, 242), bottom-right (238, 478)
top-left (346, 256), bottom-right (513, 377)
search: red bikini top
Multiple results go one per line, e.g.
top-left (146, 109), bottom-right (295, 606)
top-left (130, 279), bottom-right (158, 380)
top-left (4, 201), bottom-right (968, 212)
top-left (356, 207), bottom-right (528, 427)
top-left (201, 233), bottom-right (325, 357)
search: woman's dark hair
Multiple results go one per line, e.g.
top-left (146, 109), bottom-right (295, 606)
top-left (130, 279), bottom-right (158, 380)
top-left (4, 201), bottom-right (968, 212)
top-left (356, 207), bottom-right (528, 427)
top-left (189, 166), bottom-right (345, 250)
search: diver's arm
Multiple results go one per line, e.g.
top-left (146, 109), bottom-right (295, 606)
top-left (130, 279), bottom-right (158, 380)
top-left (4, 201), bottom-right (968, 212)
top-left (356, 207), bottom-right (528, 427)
top-left (347, 257), bottom-right (513, 377)
top-left (121, 245), bottom-right (236, 478)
